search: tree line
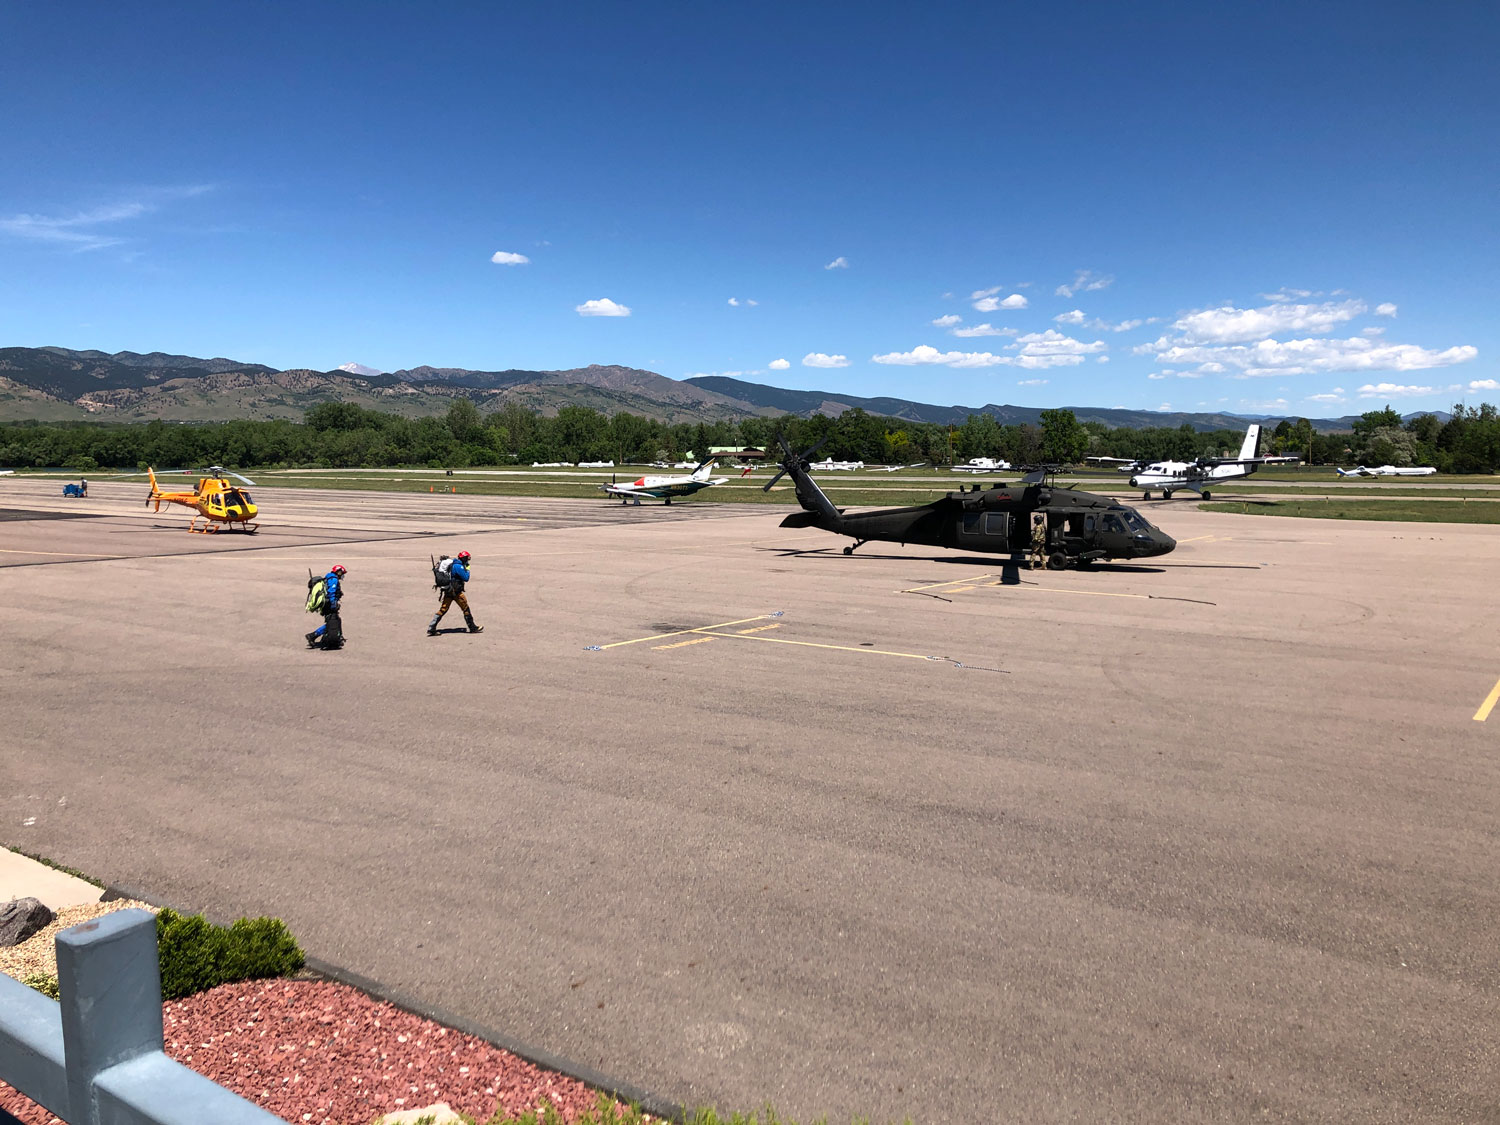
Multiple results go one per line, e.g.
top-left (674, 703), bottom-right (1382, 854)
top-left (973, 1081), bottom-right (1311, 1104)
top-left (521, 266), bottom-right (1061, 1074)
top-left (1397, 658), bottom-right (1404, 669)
top-left (2, 400), bottom-right (1496, 473)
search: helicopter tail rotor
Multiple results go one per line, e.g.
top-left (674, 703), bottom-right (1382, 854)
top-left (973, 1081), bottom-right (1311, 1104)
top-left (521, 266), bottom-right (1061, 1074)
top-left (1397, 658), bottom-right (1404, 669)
top-left (761, 434), bottom-right (832, 492)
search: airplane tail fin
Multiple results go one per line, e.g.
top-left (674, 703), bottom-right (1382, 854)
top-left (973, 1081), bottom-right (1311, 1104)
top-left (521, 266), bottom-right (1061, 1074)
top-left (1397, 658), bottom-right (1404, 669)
top-left (1239, 424), bottom-right (1261, 460)
top-left (1336, 467), bottom-right (1349, 477)
top-left (764, 437), bottom-right (841, 526)
top-left (691, 459), bottom-right (717, 480)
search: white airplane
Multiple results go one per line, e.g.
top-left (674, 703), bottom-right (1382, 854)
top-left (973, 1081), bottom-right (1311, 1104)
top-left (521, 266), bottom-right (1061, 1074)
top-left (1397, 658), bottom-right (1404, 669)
top-left (952, 457), bottom-right (1011, 473)
top-left (811, 457), bottom-right (864, 471)
top-left (1336, 465), bottom-right (1437, 477)
top-left (531, 461), bottom-right (568, 468)
top-left (601, 459), bottom-right (728, 505)
top-left (1089, 424), bottom-right (1297, 499)
top-left (871, 462), bottom-right (926, 472)
top-left (577, 460), bottom-right (615, 468)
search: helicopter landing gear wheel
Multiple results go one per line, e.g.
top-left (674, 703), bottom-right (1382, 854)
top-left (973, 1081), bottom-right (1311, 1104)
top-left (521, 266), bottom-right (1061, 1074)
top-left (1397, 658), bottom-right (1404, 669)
top-left (1047, 551), bottom-right (1069, 571)
top-left (843, 539), bottom-right (867, 556)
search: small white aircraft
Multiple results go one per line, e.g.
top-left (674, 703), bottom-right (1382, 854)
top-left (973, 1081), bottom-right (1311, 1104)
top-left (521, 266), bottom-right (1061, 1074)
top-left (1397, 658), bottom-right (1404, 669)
top-left (531, 461), bottom-right (568, 468)
top-left (1336, 465), bottom-right (1437, 477)
top-left (601, 459), bottom-right (728, 505)
top-left (1089, 424), bottom-right (1297, 499)
top-left (577, 460), bottom-right (615, 468)
top-left (952, 457), bottom-right (1011, 473)
top-left (871, 462), bottom-right (926, 472)
top-left (811, 457), bottom-right (864, 471)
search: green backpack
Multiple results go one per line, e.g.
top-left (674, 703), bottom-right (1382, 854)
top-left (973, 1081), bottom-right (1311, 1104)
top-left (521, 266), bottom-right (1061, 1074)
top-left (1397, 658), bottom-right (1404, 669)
top-left (306, 575), bottom-right (327, 614)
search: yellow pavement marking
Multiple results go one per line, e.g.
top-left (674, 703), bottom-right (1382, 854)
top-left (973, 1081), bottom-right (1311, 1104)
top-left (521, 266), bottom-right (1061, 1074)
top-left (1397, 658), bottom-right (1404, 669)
top-left (704, 631), bottom-right (934, 661)
top-left (1472, 676), bottom-right (1500, 722)
top-left (1176, 535), bottom-right (1214, 543)
top-left (653, 635), bottom-right (716, 650)
top-left (0, 548), bottom-right (126, 559)
top-left (595, 615), bottom-right (772, 650)
top-left (901, 575), bottom-right (1000, 593)
top-left (735, 623), bottom-right (782, 634)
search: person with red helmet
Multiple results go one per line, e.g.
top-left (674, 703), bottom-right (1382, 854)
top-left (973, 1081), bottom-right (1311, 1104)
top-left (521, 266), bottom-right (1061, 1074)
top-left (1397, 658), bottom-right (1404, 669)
top-left (305, 563), bottom-right (347, 649)
top-left (428, 549), bottom-right (483, 636)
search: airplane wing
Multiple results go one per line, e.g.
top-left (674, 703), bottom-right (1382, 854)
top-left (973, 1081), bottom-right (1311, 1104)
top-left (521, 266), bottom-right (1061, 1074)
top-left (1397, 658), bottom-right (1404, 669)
top-left (1085, 456), bottom-right (1139, 465)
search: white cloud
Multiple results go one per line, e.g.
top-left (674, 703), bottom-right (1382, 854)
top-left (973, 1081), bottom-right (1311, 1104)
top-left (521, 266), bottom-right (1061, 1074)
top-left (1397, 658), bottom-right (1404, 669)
top-left (802, 352), bottom-right (849, 368)
top-left (969, 286), bottom-right (1000, 299)
top-left (1147, 373), bottom-right (1166, 381)
top-left (1166, 299), bottom-right (1367, 346)
top-left (337, 362), bottom-right (383, 376)
top-left (1240, 398), bottom-right (1290, 410)
top-left (1158, 403), bottom-right (1173, 411)
top-left (0, 200), bottom-right (150, 251)
top-left (871, 345), bottom-right (1008, 368)
top-left (490, 250), bottom-right (530, 265)
top-left (1357, 383), bottom-right (1441, 398)
top-left (931, 314), bottom-right (962, 327)
top-left (972, 293), bottom-right (1027, 312)
top-left (1467, 379), bottom-right (1500, 392)
top-left (1054, 309), bottom-right (1146, 333)
top-left (1012, 329), bottom-right (1107, 359)
top-left (824, 256), bottom-right (849, 270)
top-left (1055, 270), bottom-right (1113, 298)
top-left (1017, 379), bottom-right (1048, 386)
top-left (728, 297), bottom-right (759, 307)
top-left (1096, 355), bottom-right (1110, 363)
top-left (728, 298), bottom-right (739, 306)
top-left (1375, 302), bottom-right (1398, 317)
top-left (1054, 309), bottom-right (1087, 325)
top-left (576, 298), bottom-right (631, 317)
top-left (1150, 336), bottom-right (1477, 377)
top-left (768, 358), bottom-right (790, 370)
top-left (1306, 391), bottom-right (1347, 404)
top-left (951, 323), bottom-right (1017, 338)
top-left (1260, 288), bottom-right (1316, 304)
top-left (1361, 326), bottom-right (1386, 337)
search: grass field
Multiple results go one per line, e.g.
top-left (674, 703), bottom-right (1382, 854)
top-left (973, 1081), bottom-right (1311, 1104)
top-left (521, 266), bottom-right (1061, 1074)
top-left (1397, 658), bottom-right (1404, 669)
top-left (1200, 498), bottom-right (1500, 523)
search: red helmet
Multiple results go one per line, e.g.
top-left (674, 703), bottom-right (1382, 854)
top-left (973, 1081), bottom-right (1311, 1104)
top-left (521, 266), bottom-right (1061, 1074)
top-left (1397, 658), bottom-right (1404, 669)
top-left (330, 564), bottom-right (347, 577)
top-left (456, 550), bottom-right (471, 563)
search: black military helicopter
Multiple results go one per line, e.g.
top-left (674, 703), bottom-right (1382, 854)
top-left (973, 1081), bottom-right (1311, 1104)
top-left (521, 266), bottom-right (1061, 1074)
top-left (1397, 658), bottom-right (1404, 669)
top-left (763, 437), bottom-right (1176, 568)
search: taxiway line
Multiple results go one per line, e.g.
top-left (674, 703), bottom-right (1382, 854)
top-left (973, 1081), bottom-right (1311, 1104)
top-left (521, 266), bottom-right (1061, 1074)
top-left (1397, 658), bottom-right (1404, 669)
top-left (694, 629), bottom-right (935, 661)
top-left (1472, 677), bottom-right (1500, 722)
top-left (594, 614), bottom-right (773, 650)
top-left (0, 547), bottom-right (127, 559)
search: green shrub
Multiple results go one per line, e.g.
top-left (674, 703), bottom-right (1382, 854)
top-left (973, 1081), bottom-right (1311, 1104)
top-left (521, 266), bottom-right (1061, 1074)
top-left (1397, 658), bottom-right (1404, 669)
top-left (155, 907), bottom-right (305, 1001)
top-left (23, 973), bottom-right (59, 999)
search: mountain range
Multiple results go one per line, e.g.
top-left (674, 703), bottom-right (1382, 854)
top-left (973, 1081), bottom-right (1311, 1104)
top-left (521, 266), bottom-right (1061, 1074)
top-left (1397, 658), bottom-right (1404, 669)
top-left (0, 345), bottom-right (1407, 431)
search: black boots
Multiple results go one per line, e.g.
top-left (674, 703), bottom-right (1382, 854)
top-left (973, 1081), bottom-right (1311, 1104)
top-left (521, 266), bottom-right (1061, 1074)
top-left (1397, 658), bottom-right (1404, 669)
top-left (305, 631), bottom-right (320, 648)
top-left (427, 614), bottom-right (440, 636)
top-left (465, 616), bottom-right (484, 633)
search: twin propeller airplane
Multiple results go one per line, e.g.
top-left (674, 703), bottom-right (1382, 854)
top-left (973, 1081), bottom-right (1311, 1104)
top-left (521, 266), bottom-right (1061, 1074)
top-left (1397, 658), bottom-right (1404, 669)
top-left (1087, 424), bottom-right (1297, 499)
top-left (601, 458), bottom-right (728, 504)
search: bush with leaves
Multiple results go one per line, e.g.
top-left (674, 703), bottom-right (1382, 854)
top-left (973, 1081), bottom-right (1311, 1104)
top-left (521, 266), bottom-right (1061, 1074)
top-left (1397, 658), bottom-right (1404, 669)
top-left (155, 908), bottom-right (305, 1001)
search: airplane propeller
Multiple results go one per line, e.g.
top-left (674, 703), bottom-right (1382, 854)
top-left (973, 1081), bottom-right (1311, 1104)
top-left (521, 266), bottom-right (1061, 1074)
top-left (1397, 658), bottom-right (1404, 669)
top-left (761, 435), bottom-right (832, 492)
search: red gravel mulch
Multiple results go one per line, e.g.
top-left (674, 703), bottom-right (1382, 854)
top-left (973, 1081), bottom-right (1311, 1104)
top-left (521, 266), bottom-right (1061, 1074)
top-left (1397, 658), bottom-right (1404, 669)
top-left (0, 978), bottom-right (625, 1125)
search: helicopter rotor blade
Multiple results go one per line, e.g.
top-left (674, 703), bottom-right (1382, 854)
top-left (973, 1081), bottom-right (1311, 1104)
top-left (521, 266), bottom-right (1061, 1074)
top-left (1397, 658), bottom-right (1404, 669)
top-left (229, 471), bottom-right (256, 486)
top-left (762, 467), bottom-right (789, 492)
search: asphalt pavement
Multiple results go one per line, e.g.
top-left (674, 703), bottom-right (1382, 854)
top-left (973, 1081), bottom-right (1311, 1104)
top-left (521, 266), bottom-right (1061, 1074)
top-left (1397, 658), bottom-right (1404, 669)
top-left (2, 477), bottom-right (1497, 1123)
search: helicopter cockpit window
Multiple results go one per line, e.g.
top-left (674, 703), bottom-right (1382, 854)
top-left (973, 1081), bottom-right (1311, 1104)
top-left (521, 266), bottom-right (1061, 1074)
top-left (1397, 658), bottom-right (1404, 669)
top-left (1121, 511), bottom-right (1148, 532)
top-left (1102, 514), bottom-right (1125, 534)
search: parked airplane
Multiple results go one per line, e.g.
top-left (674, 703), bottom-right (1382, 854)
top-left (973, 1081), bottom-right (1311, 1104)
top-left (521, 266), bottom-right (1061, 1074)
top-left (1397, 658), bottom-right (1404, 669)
top-left (601, 459), bottom-right (728, 504)
top-left (952, 457), bottom-right (1011, 473)
top-left (871, 462), bottom-right (926, 472)
top-left (577, 460), bottom-right (615, 468)
top-left (1088, 424), bottom-right (1297, 499)
top-left (1336, 465), bottom-right (1438, 477)
top-left (812, 457), bottom-right (864, 471)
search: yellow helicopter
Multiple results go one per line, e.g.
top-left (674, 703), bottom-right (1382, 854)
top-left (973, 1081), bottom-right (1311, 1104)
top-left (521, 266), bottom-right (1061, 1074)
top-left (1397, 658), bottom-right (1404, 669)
top-left (144, 466), bottom-right (260, 533)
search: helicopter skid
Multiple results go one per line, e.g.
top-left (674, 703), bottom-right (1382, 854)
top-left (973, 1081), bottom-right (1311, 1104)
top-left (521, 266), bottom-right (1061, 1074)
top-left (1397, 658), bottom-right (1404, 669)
top-left (188, 518), bottom-right (259, 535)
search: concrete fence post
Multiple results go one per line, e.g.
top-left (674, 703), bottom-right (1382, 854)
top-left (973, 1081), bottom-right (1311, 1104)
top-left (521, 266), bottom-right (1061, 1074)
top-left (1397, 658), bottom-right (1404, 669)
top-left (56, 909), bottom-right (163, 1125)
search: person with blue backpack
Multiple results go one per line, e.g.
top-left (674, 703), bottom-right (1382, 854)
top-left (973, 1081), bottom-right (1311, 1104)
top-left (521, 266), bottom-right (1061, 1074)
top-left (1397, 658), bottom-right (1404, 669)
top-left (305, 563), bottom-right (347, 649)
top-left (428, 549), bottom-right (483, 636)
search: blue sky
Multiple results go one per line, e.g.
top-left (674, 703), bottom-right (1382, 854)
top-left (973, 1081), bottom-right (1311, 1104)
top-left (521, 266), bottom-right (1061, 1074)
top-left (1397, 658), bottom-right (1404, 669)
top-left (1, 1), bottom-right (1495, 416)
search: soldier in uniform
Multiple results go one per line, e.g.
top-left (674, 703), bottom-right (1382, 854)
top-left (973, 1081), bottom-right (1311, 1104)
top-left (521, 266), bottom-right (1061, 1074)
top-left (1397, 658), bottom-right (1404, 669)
top-left (1030, 511), bottom-right (1048, 569)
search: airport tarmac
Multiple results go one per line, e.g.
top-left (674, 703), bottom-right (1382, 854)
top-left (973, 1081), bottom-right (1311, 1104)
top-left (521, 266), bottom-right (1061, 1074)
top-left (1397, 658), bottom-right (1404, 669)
top-left (2, 478), bottom-right (1497, 1123)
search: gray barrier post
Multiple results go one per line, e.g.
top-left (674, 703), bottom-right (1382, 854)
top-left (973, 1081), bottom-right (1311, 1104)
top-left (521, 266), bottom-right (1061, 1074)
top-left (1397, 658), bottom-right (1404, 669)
top-left (57, 909), bottom-right (164, 1125)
